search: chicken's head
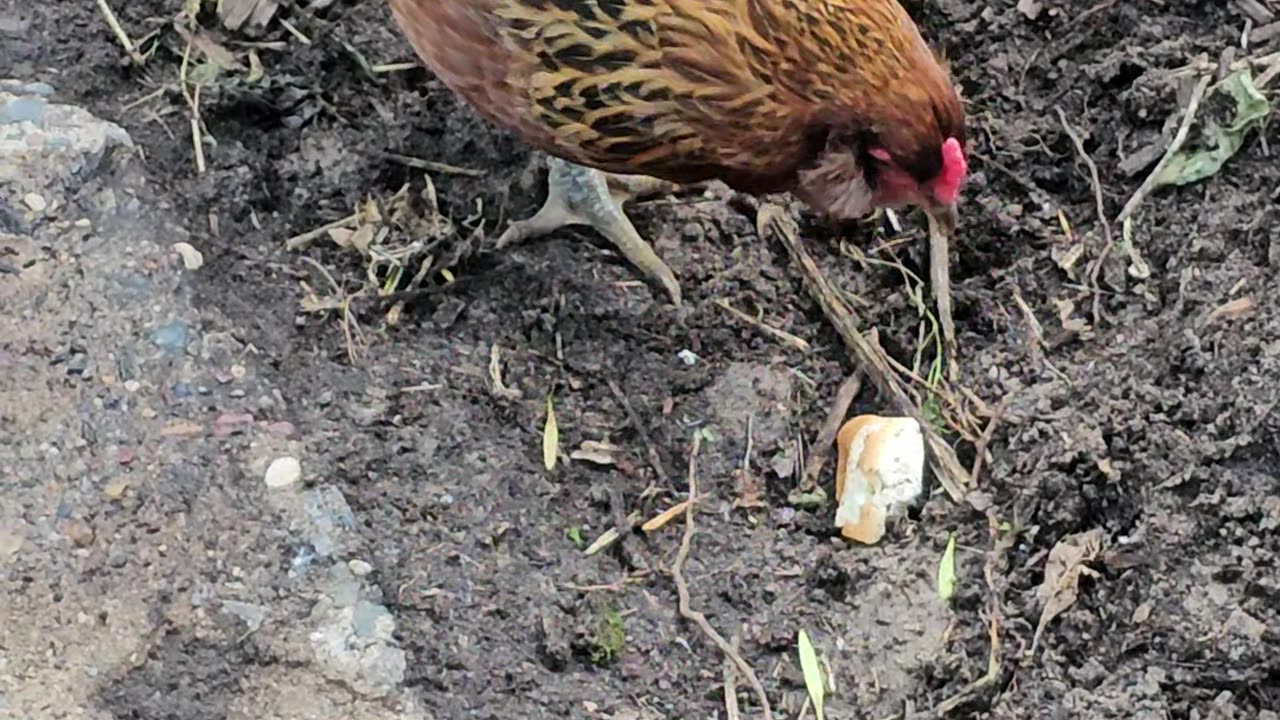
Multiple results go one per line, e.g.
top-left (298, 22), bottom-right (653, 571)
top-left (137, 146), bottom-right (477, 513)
top-left (794, 59), bottom-right (968, 234)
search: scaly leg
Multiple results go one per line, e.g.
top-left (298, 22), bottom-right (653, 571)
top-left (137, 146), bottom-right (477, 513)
top-left (495, 156), bottom-right (683, 306)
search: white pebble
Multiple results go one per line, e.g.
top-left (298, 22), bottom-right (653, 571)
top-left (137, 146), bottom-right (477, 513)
top-left (264, 456), bottom-right (302, 488)
top-left (172, 242), bottom-right (204, 270)
top-left (23, 192), bottom-right (47, 212)
top-left (348, 559), bottom-right (374, 576)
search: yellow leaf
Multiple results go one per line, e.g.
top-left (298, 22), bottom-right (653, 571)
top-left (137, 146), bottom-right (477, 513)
top-left (937, 532), bottom-right (957, 601)
top-left (797, 629), bottom-right (825, 720)
top-left (542, 396), bottom-right (559, 471)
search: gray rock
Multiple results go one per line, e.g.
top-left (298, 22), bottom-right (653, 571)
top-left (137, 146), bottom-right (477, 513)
top-left (0, 82), bottom-right (134, 196)
top-left (304, 486), bottom-right (356, 557)
top-left (309, 587), bottom-right (406, 698)
top-left (221, 600), bottom-right (268, 632)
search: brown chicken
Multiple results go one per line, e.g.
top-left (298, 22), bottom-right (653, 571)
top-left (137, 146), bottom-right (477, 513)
top-left (387, 0), bottom-right (968, 305)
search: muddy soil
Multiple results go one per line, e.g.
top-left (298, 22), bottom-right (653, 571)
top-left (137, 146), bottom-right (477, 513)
top-left (3, 1), bottom-right (1279, 718)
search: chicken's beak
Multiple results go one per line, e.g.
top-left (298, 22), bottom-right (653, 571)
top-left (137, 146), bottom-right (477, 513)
top-left (926, 202), bottom-right (958, 236)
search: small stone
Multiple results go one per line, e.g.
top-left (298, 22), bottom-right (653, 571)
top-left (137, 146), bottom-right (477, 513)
top-left (265, 456), bottom-right (302, 488)
top-left (123, 380), bottom-right (141, 393)
top-left (64, 519), bottom-right (95, 547)
top-left (221, 600), bottom-right (268, 632)
top-left (103, 478), bottom-right (130, 499)
top-left (348, 559), bottom-right (373, 576)
top-left (22, 193), bottom-right (47, 212)
top-left (265, 421), bottom-right (296, 437)
top-left (116, 448), bottom-right (136, 465)
top-left (230, 364), bottom-right (247, 379)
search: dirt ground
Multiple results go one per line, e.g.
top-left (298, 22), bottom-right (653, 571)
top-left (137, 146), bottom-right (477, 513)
top-left (3, 0), bottom-right (1279, 718)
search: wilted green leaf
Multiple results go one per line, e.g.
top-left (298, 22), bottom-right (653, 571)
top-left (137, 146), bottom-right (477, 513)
top-left (797, 629), bottom-right (825, 720)
top-left (937, 532), bottom-right (958, 601)
top-left (187, 61), bottom-right (221, 87)
top-left (1154, 69), bottom-right (1271, 188)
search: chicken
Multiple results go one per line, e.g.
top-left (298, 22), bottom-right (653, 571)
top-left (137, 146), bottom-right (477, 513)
top-left (387, 0), bottom-right (968, 306)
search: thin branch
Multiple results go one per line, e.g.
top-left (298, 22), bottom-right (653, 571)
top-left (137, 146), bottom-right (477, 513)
top-left (671, 433), bottom-right (773, 720)
top-left (1054, 107), bottom-right (1114, 326)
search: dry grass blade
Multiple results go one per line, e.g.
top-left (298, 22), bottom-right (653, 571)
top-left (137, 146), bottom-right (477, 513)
top-left (926, 213), bottom-right (960, 383)
top-left (378, 151), bottom-right (487, 178)
top-left (761, 205), bottom-right (970, 502)
top-left (714, 299), bottom-right (811, 352)
top-left (671, 432), bottom-right (773, 720)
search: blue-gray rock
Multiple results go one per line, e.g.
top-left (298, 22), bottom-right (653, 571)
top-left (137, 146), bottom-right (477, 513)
top-left (353, 600), bottom-right (392, 639)
top-left (151, 320), bottom-right (189, 353)
top-left (0, 96), bottom-right (46, 124)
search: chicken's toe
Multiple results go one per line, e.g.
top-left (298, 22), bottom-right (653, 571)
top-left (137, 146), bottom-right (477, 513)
top-left (495, 157), bottom-right (682, 306)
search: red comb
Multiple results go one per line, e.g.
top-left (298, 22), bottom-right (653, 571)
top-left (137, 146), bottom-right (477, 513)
top-left (936, 137), bottom-right (967, 204)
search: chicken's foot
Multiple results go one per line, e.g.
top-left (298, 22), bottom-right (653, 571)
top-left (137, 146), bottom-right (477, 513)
top-left (495, 156), bottom-right (682, 306)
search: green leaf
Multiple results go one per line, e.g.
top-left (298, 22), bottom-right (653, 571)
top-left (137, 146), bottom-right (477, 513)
top-left (1154, 69), bottom-right (1271, 189)
top-left (937, 532), bottom-right (958, 602)
top-left (797, 629), bottom-right (825, 720)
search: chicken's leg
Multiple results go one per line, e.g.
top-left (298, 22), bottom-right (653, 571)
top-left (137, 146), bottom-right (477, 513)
top-left (495, 156), bottom-right (682, 306)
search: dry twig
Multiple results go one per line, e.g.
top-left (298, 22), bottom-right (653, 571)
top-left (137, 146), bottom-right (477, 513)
top-left (803, 369), bottom-right (864, 485)
top-left (969, 400), bottom-right (1008, 488)
top-left (714, 299), bottom-right (811, 352)
top-left (607, 380), bottom-right (669, 484)
top-left (671, 433), bottom-right (773, 720)
top-left (1114, 72), bottom-right (1213, 225)
top-left (95, 0), bottom-right (146, 66)
top-left (762, 205), bottom-right (970, 501)
top-left (933, 514), bottom-right (1014, 714)
top-left (1055, 107), bottom-right (1113, 326)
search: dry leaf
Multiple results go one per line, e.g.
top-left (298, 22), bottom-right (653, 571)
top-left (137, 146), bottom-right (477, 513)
top-left (569, 440), bottom-right (621, 466)
top-left (542, 396), bottom-right (559, 472)
top-left (641, 500), bottom-right (691, 532)
top-left (219, 0), bottom-right (282, 31)
top-left (487, 344), bottom-right (522, 401)
top-left (732, 467), bottom-right (766, 509)
top-left (1204, 297), bottom-right (1256, 326)
top-left (1031, 528), bottom-right (1104, 652)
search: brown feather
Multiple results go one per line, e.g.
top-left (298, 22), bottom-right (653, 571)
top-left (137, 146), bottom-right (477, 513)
top-left (387, 0), bottom-right (963, 198)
